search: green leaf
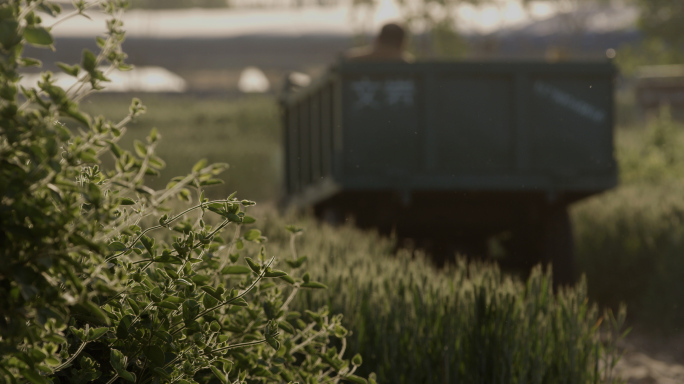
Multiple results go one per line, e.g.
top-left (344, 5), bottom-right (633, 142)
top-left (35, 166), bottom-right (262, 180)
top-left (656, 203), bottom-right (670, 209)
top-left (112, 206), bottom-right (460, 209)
top-left (285, 255), bottom-right (308, 269)
top-left (148, 155), bottom-right (165, 169)
top-left (134, 140), bottom-right (147, 157)
top-left (20, 57), bottom-right (41, 67)
top-left (116, 314), bottom-right (133, 339)
top-left (182, 300), bottom-right (201, 323)
top-left (229, 253), bottom-right (240, 263)
top-left (266, 337), bottom-right (280, 351)
top-left (178, 188), bottom-right (191, 202)
top-left (300, 282), bottom-right (328, 289)
top-left (220, 359), bottom-right (233, 374)
top-left (57, 62), bottom-right (80, 76)
top-left (140, 235), bottom-right (155, 255)
top-left (190, 274), bottom-right (210, 285)
top-left (0, 20), bottom-right (19, 50)
top-left (82, 49), bottom-right (96, 71)
top-left (45, 357), bottom-right (60, 367)
top-left (221, 265), bottom-right (251, 275)
top-left (108, 241), bottom-right (127, 252)
top-left (119, 197), bottom-right (135, 205)
top-left (164, 296), bottom-right (183, 304)
top-left (242, 216), bottom-right (256, 224)
top-left (153, 255), bottom-right (182, 264)
top-left (24, 26), bottom-right (53, 46)
top-left (70, 327), bottom-right (87, 341)
top-left (264, 268), bottom-right (287, 278)
top-left (83, 300), bottom-right (111, 325)
top-left (344, 374), bottom-right (367, 384)
top-left (143, 346), bottom-right (165, 367)
top-left (352, 353), bottom-right (363, 366)
top-left (148, 127), bottom-right (159, 143)
top-left (278, 321), bottom-right (295, 334)
top-left (110, 354), bottom-right (136, 382)
top-left (19, 369), bottom-right (47, 384)
top-left (192, 158), bottom-right (207, 173)
top-left (43, 333), bottom-right (66, 344)
top-left (126, 297), bottom-right (140, 316)
top-left (210, 366), bottom-right (229, 384)
top-left (285, 225), bottom-right (304, 234)
top-left (207, 202), bottom-right (224, 210)
top-left (202, 292), bottom-right (218, 309)
top-left (199, 178), bottom-right (224, 186)
top-left (279, 275), bottom-right (296, 285)
top-left (201, 286), bottom-right (223, 300)
top-left (117, 371), bottom-right (135, 383)
top-left (63, 107), bottom-right (92, 127)
top-left (245, 257), bottom-right (260, 274)
top-left (174, 279), bottom-right (193, 287)
top-left (153, 367), bottom-right (171, 380)
top-left (152, 330), bottom-right (173, 343)
top-left (230, 297), bottom-right (248, 307)
top-left (108, 141), bottom-right (123, 159)
top-left (243, 229), bottom-right (261, 241)
top-left (87, 327), bottom-right (109, 341)
top-left (155, 301), bottom-right (179, 311)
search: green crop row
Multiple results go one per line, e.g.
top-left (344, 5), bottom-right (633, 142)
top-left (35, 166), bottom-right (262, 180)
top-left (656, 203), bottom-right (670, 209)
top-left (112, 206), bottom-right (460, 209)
top-left (252, 211), bottom-right (627, 384)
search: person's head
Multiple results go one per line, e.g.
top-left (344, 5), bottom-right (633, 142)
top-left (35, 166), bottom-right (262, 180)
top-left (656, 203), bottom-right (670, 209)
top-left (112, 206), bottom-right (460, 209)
top-left (376, 23), bottom-right (406, 50)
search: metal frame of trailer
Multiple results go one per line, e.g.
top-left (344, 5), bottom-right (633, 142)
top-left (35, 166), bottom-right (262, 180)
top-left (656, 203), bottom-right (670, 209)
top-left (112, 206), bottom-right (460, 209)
top-left (280, 61), bottom-right (618, 285)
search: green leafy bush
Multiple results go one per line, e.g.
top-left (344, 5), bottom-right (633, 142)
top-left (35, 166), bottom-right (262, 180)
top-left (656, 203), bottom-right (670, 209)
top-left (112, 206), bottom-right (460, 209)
top-left (572, 107), bottom-right (684, 330)
top-left (617, 106), bottom-right (684, 184)
top-left (573, 182), bottom-right (684, 330)
top-left (0, 2), bottom-right (369, 383)
top-left (256, 212), bottom-right (627, 384)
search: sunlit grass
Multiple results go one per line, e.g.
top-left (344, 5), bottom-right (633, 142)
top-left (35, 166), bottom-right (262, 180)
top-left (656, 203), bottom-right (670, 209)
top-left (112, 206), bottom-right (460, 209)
top-left (81, 94), bottom-right (282, 201)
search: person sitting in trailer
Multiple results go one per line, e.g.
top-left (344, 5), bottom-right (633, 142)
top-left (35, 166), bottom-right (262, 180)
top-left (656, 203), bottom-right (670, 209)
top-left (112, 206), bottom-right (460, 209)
top-left (344, 22), bottom-right (414, 63)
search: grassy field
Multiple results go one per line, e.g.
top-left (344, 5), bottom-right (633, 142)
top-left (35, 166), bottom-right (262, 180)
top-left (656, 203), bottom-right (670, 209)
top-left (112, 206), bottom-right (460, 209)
top-left (84, 94), bottom-right (684, 331)
top-left (81, 94), bottom-right (282, 202)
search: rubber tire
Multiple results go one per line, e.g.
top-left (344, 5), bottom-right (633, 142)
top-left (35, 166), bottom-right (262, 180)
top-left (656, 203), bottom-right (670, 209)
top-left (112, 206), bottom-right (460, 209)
top-left (543, 205), bottom-right (576, 287)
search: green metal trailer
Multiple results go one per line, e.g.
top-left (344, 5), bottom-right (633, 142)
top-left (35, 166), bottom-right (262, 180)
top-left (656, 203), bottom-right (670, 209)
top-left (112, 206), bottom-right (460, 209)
top-left (280, 61), bottom-right (617, 284)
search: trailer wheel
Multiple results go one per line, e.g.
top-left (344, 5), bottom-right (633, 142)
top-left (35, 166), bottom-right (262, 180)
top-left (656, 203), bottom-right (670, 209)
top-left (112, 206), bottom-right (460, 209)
top-left (499, 227), bottom-right (543, 276)
top-left (543, 205), bottom-right (575, 287)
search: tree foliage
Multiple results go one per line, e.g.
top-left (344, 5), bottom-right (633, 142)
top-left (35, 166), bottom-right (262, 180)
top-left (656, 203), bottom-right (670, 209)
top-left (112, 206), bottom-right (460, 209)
top-left (634, 0), bottom-right (684, 51)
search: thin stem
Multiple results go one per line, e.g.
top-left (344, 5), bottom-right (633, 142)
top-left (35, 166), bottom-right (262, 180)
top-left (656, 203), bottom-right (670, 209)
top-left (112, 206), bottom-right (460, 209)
top-left (212, 339), bottom-right (266, 353)
top-left (153, 173), bottom-right (196, 206)
top-left (338, 337), bottom-right (346, 359)
top-left (105, 374), bottom-right (119, 384)
top-left (290, 323), bottom-right (316, 344)
top-left (132, 143), bottom-right (154, 184)
top-left (49, 10), bottom-right (86, 29)
top-left (53, 336), bottom-right (89, 372)
top-left (170, 257), bottom-right (276, 336)
top-left (281, 286), bottom-right (300, 311)
top-left (136, 359), bottom-right (148, 384)
top-left (48, 0), bottom-right (105, 29)
top-left (214, 224), bottom-right (242, 281)
top-left (290, 326), bottom-right (333, 354)
top-left (103, 199), bottom-right (232, 258)
top-left (289, 233), bottom-right (298, 259)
